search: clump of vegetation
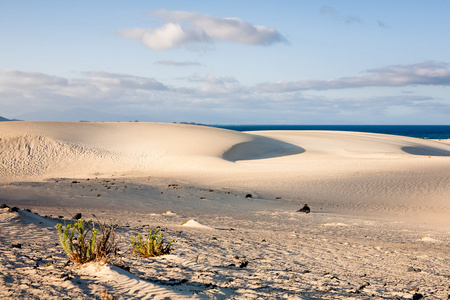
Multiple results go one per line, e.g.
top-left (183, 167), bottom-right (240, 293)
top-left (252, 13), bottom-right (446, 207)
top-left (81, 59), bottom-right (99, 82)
top-left (130, 229), bottom-right (174, 258)
top-left (57, 218), bottom-right (117, 264)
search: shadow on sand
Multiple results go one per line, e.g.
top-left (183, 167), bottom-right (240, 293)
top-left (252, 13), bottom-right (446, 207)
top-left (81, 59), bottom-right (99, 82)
top-left (223, 136), bottom-right (305, 162)
top-left (402, 146), bottom-right (450, 157)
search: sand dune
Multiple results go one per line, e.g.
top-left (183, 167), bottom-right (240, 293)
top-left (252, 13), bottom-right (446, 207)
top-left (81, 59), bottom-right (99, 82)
top-left (1, 121), bottom-right (450, 226)
top-left (1, 121), bottom-right (450, 299)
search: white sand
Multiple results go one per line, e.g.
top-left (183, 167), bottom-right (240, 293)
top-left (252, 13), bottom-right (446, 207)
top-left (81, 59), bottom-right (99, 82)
top-left (1, 121), bottom-right (449, 299)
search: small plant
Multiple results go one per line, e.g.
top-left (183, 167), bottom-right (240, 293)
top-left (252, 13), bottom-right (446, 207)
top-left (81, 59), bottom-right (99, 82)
top-left (96, 289), bottom-right (116, 300)
top-left (58, 218), bottom-right (98, 263)
top-left (130, 229), bottom-right (174, 258)
top-left (57, 217), bottom-right (117, 264)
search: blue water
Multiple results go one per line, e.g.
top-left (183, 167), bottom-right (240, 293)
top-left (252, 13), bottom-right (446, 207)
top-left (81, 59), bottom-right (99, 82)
top-left (211, 125), bottom-right (450, 139)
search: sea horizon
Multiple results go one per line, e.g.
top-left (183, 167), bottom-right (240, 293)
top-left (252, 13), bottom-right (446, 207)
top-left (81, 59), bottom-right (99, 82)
top-left (211, 124), bottom-right (450, 139)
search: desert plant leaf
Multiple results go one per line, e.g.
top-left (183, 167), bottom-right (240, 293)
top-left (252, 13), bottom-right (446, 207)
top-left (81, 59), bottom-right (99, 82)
top-left (57, 218), bottom-right (116, 264)
top-left (130, 229), bottom-right (174, 258)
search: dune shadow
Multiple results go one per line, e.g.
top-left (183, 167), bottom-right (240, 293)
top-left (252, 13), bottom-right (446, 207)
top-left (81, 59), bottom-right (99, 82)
top-left (223, 136), bottom-right (305, 162)
top-left (402, 146), bottom-right (450, 157)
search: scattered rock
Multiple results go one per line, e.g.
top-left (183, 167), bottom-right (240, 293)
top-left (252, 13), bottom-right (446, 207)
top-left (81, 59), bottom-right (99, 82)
top-left (0, 203), bottom-right (9, 209)
top-left (11, 243), bottom-right (22, 249)
top-left (297, 204), bottom-right (310, 213)
top-left (239, 259), bottom-right (249, 268)
top-left (407, 266), bottom-right (422, 273)
top-left (245, 194), bottom-right (252, 198)
top-left (359, 282), bottom-right (370, 290)
top-left (348, 288), bottom-right (361, 294)
top-left (71, 181), bottom-right (80, 184)
top-left (72, 213), bottom-right (82, 220)
top-left (10, 207), bottom-right (19, 212)
top-left (412, 293), bottom-right (424, 300)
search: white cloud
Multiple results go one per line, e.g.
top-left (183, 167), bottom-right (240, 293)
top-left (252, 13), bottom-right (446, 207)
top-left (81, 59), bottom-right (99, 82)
top-left (155, 60), bottom-right (203, 67)
top-left (320, 6), bottom-right (362, 25)
top-left (256, 62), bottom-right (450, 92)
top-left (1, 64), bottom-right (450, 124)
top-left (119, 10), bottom-right (287, 50)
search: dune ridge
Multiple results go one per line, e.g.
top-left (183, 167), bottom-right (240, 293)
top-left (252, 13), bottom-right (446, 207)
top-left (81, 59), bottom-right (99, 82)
top-left (1, 121), bottom-right (450, 225)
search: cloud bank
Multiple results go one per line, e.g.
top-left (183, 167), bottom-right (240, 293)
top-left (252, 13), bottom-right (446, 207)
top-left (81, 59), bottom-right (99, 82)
top-left (119, 10), bottom-right (287, 50)
top-left (1, 61), bottom-right (449, 124)
top-left (256, 62), bottom-right (450, 92)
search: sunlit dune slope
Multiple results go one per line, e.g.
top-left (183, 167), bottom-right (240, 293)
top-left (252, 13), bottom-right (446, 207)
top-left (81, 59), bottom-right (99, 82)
top-left (1, 121), bottom-right (450, 181)
top-left (1, 121), bottom-right (450, 225)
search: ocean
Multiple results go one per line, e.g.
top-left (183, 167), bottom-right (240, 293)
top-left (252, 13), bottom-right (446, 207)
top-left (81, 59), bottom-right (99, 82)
top-left (211, 125), bottom-right (450, 139)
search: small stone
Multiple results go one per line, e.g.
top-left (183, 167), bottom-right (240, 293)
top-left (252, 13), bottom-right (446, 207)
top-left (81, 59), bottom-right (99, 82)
top-left (239, 259), bottom-right (248, 268)
top-left (407, 266), bottom-right (421, 272)
top-left (245, 194), bottom-right (252, 198)
top-left (0, 204), bottom-right (9, 209)
top-left (9, 207), bottom-right (19, 212)
top-left (412, 293), bottom-right (424, 300)
top-left (72, 213), bottom-right (82, 220)
top-left (359, 282), bottom-right (370, 290)
top-left (297, 204), bottom-right (310, 213)
top-left (11, 243), bottom-right (22, 249)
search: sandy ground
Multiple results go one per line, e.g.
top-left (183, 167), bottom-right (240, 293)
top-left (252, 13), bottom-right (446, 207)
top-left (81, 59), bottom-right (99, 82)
top-left (1, 122), bottom-right (450, 299)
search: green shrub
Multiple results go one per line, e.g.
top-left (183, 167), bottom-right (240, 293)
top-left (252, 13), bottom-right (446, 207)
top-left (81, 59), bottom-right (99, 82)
top-left (58, 218), bottom-right (98, 263)
top-left (57, 218), bottom-right (117, 264)
top-left (130, 229), bottom-right (174, 258)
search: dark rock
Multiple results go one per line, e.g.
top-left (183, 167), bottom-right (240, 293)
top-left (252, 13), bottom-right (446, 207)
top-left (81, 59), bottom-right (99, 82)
top-left (412, 293), bottom-right (424, 300)
top-left (11, 243), bottom-right (22, 249)
top-left (359, 282), bottom-right (370, 290)
top-left (24, 208), bottom-right (31, 212)
top-left (1, 204), bottom-right (9, 209)
top-left (10, 207), bottom-right (19, 212)
top-left (245, 194), bottom-right (252, 198)
top-left (71, 181), bottom-right (80, 184)
top-left (239, 259), bottom-right (248, 268)
top-left (297, 204), bottom-right (310, 213)
top-left (407, 266), bottom-right (422, 272)
top-left (58, 216), bottom-right (64, 219)
top-left (72, 213), bottom-right (82, 220)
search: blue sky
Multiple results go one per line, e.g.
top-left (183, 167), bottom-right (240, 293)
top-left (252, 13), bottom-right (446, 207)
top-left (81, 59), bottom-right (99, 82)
top-left (1, 0), bottom-right (450, 124)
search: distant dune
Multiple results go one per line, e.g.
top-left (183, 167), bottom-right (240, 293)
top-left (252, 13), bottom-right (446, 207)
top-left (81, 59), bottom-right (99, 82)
top-left (1, 121), bottom-right (450, 225)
